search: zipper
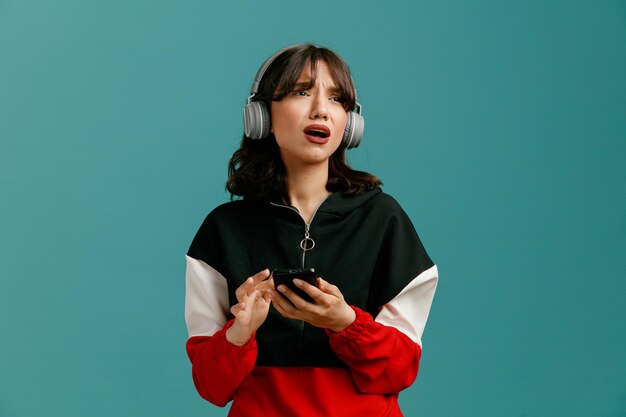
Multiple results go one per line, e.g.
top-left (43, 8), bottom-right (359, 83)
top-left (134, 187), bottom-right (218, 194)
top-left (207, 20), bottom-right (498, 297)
top-left (270, 195), bottom-right (328, 268)
top-left (300, 223), bottom-right (315, 267)
top-left (270, 195), bottom-right (331, 355)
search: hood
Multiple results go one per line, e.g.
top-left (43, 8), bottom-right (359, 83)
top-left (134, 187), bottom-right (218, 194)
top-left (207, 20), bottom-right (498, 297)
top-left (267, 187), bottom-right (383, 225)
top-left (316, 187), bottom-right (382, 217)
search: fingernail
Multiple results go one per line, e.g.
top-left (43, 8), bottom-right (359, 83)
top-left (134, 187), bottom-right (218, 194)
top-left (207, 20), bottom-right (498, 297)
top-left (277, 285), bottom-right (286, 293)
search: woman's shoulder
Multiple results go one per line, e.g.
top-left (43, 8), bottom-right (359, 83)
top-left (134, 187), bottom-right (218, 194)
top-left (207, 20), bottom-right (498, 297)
top-left (359, 187), bottom-right (407, 214)
top-left (208, 199), bottom-right (253, 216)
top-left (215, 197), bottom-right (274, 215)
top-left (323, 187), bottom-right (408, 220)
top-left (356, 189), bottom-right (421, 233)
top-left (198, 199), bottom-right (266, 228)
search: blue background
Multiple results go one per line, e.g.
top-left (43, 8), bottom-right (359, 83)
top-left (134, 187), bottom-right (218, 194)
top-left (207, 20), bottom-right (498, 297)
top-left (1, 1), bottom-right (625, 416)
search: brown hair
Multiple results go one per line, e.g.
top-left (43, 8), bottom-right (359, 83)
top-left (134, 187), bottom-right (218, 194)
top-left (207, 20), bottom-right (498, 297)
top-left (226, 44), bottom-right (381, 201)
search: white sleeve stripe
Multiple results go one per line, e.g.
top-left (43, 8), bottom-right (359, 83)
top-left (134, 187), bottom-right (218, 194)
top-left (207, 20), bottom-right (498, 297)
top-left (374, 265), bottom-right (438, 346)
top-left (185, 255), bottom-right (230, 337)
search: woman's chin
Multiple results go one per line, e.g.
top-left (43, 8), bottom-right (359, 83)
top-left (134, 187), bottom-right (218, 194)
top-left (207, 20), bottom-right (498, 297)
top-left (280, 149), bottom-right (335, 168)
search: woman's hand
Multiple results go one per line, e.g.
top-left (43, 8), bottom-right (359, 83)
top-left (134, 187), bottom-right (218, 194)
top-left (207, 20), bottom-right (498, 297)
top-left (226, 269), bottom-right (273, 346)
top-left (271, 277), bottom-right (356, 332)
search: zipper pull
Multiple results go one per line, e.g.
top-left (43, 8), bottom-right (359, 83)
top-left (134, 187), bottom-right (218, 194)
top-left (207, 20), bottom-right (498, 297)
top-left (300, 224), bottom-right (315, 252)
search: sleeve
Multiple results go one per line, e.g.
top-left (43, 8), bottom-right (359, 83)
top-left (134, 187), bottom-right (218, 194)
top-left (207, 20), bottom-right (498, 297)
top-left (327, 195), bottom-right (438, 394)
top-left (185, 245), bottom-right (258, 405)
top-left (326, 265), bottom-right (438, 394)
top-left (186, 320), bottom-right (257, 407)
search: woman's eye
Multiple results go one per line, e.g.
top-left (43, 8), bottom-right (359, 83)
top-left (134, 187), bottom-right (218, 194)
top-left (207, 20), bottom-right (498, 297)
top-left (293, 90), bottom-right (309, 96)
top-left (330, 96), bottom-right (343, 103)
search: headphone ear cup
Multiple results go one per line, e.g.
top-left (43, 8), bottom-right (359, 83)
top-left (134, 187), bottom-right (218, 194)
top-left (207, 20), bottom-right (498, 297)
top-left (243, 101), bottom-right (271, 139)
top-left (342, 111), bottom-right (364, 149)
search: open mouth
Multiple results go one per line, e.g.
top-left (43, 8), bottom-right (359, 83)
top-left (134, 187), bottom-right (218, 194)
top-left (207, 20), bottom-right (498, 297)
top-left (303, 124), bottom-right (331, 139)
top-left (305, 129), bottom-right (328, 138)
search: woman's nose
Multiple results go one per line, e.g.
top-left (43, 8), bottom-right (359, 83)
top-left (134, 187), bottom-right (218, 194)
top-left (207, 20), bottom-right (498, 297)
top-left (309, 93), bottom-right (328, 119)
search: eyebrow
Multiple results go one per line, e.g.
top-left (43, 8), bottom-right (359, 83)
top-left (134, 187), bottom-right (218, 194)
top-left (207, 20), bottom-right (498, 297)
top-left (293, 81), bottom-right (342, 94)
top-left (292, 81), bottom-right (312, 90)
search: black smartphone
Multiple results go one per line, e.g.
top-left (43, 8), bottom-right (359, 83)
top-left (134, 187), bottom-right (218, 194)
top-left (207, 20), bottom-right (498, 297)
top-left (272, 268), bottom-right (318, 302)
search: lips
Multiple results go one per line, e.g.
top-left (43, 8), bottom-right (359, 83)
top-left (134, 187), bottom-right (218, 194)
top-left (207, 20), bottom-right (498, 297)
top-left (303, 124), bottom-right (331, 144)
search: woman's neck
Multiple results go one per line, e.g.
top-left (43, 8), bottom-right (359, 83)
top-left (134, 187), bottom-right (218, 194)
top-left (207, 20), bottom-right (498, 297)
top-left (284, 161), bottom-right (331, 224)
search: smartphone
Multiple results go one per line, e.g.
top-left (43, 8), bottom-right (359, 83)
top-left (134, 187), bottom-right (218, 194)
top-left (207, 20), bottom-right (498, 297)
top-left (272, 268), bottom-right (318, 302)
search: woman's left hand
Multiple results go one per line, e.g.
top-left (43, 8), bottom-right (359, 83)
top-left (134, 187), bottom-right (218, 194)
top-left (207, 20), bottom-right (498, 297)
top-left (271, 278), bottom-right (356, 332)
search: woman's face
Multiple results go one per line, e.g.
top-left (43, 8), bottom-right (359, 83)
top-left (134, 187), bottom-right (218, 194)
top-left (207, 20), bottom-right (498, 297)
top-left (270, 60), bottom-right (348, 169)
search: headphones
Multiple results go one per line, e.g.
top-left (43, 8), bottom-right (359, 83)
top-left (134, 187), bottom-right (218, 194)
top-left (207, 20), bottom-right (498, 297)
top-left (243, 44), bottom-right (364, 150)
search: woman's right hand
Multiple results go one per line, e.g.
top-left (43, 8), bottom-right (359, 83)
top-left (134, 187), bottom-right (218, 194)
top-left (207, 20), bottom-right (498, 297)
top-left (225, 269), bottom-right (273, 346)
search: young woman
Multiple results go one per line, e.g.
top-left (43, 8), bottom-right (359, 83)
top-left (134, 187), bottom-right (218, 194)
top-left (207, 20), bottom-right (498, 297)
top-left (185, 43), bottom-right (438, 417)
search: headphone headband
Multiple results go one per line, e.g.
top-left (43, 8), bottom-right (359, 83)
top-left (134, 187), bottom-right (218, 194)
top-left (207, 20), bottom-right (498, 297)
top-left (249, 43), bottom-right (309, 99)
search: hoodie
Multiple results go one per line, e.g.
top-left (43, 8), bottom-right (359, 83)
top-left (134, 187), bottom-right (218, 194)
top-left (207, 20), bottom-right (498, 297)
top-left (185, 187), bottom-right (438, 417)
